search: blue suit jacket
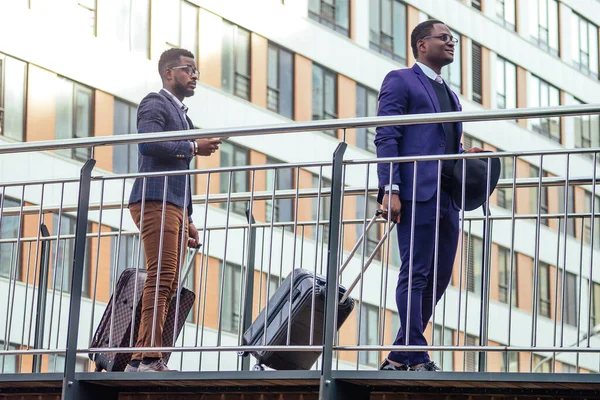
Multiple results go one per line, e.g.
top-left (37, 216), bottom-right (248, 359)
top-left (128, 91), bottom-right (195, 218)
top-left (375, 64), bottom-right (464, 203)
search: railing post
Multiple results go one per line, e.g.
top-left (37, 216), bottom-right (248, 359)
top-left (319, 142), bottom-right (349, 400)
top-left (478, 205), bottom-right (492, 372)
top-left (62, 159), bottom-right (95, 400)
top-left (241, 210), bottom-right (256, 371)
top-left (32, 224), bottom-right (50, 373)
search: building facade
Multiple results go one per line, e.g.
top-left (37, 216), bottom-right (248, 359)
top-left (0, 0), bottom-right (599, 374)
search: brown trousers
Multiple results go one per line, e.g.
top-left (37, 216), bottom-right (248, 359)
top-left (129, 201), bottom-right (188, 360)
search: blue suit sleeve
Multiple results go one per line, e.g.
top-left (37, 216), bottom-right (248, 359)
top-left (136, 94), bottom-right (193, 158)
top-left (374, 70), bottom-right (408, 190)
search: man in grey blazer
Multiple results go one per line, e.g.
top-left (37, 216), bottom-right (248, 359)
top-left (126, 48), bottom-right (221, 372)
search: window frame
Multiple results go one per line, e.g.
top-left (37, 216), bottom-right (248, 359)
top-left (113, 99), bottom-right (138, 174)
top-left (309, 0), bottom-right (350, 37)
top-left (312, 63), bottom-right (338, 136)
top-left (358, 302), bottom-right (380, 367)
top-left (441, 28), bottom-right (462, 94)
top-left (355, 84), bottom-right (378, 152)
top-left (0, 54), bottom-right (27, 142)
top-left (220, 261), bottom-right (242, 334)
top-left (265, 157), bottom-right (295, 226)
top-left (267, 42), bottom-right (295, 119)
top-left (0, 196), bottom-right (22, 280)
top-left (497, 245), bottom-right (517, 306)
top-left (219, 141), bottom-right (250, 216)
top-left (537, 261), bottom-right (551, 318)
top-left (529, 75), bottom-right (561, 143)
top-left (495, 0), bottom-right (516, 31)
top-left (222, 21), bottom-right (251, 101)
top-left (368, 0), bottom-right (407, 64)
top-left (530, 0), bottom-right (559, 56)
top-left (572, 12), bottom-right (599, 79)
top-left (496, 57), bottom-right (517, 110)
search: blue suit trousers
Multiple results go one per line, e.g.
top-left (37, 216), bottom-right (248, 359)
top-left (388, 190), bottom-right (459, 366)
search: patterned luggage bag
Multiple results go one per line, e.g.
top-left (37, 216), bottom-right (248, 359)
top-left (89, 247), bottom-right (198, 371)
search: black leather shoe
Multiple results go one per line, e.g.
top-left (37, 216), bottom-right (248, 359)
top-left (412, 361), bottom-right (441, 372)
top-left (379, 359), bottom-right (410, 371)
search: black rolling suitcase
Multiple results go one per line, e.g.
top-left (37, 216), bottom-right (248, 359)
top-left (89, 246), bottom-right (199, 372)
top-left (241, 211), bottom-right (395, 370)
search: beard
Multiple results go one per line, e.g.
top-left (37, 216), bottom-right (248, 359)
top-left (174, 80), bottom-right (195, 98)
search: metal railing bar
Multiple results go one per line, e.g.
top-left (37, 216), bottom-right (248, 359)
top-left (1, 105), bottom-right (599, 155)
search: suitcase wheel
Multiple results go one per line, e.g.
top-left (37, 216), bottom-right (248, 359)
top-left (252, 364), bottom-right (265, 371)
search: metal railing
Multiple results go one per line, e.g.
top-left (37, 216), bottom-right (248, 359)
top-left (0, 104), bottom-right (600, 399)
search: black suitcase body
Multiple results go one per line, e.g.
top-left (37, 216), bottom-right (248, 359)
top-left (241, 268), bottom-right (355, 370)
top-left (89, 268), bottom-right (195, 372)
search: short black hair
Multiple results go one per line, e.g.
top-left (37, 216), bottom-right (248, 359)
top-left (410, 20), bottom-right (446, 59)
top-left (158, 48), bottom-right (195, 79)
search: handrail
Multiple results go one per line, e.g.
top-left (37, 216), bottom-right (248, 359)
top-left (0, 104), bottom-right (598, 154)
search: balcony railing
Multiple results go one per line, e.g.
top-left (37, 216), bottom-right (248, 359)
top-left (0, 104), bottom-right (600, 399)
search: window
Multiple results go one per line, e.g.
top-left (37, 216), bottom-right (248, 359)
top-left (0, 197), bottom-right (21, 280)
top-left (465, 235), bottom-right (483, 295)
top-left (312, 175), bottom-right (331, 241)
top-left (309, 0), bottom-right (350, 36)
top-left (537, 262), bottom-right (551, 318)
top-left (571, 13), bottom-right (599, 79)
top-left (584, 192), bottom-right (600, 248)
top-left (356, 195), bottom-right (381, 261)
top-left (497, 150), bottom-right (514, 210)
top-left (77, 0), bottom-right (97, 36)
top-left (533, 354), bottom-right (551, 372)
top-left (573, 99), bottom-right (600, 159)
top-left (312, 64), bottom-right (338, 136)
top-left (222, 21), bottom-right (251, 101)
top-left (166, 0), bottom-right (199, 55)
top-left (356, 85), bottom-right (378, 152)
top-left (472, 42), bottom-right (482, 104)
top-left (369, 0), bottom-right (407, 64)
top-left (265, 158), bottom-right (294, 225)
top-left (529, 75), bottom-right (560, 142)
top-left (564, 271), bottom-right (578, 326)
top-left (498, 246), bottom-right (517, 305)
top-left (52, 214), bottom-right (91, 297)
top-left (495, 0), bottom-right (516, 30)
top-left (113, 100), bottom-right (138, 174)
top-left (220, 141), bottom-right (250, 215)
top-left (0, 54), bottom-right (26, 142)
top-left (110, 234), bottom-right (144, 293)
top-left (529, 0), bottom-right (559, 56)
top-left (471, 0), bottom-right (482, 10)
top-left (557, 186), bottom-right (576, 237)
top-left (530, 166), bottom-right (549, 226)
top-left (114, 0), bottom-right (150, 57)
top-left (590, 281), bottom-right (600, 327)
top-left (359, 303), bottom-right (380, 366)
top-left (500, 351), bottom-right (519, 372)
top-left (441, 29), bottom-right (462, 94)
top-left (55, 77), bottom-right (94, 161)
top-left (220, 261), bottom-right (242, 334)
top-left (432, 325), bottom-right (454, 372)
top-left (0, 342), bottom-right (18, 373)
top-left (496, 57), bottom-right (517, 110)
top-left (48, 354), bottom-right (88, 373)
top-left (462, 134), bottom-right (483, 151)
top-left (465, 334), bottom-right (479, 372)
top-left (267, 43), bottom-right (294, 119)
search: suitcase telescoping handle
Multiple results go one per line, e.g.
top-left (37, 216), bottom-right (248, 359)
top-left (340, 210), bottom-right (396, 303)
top-left (177, 244), bottom-right (202, 292)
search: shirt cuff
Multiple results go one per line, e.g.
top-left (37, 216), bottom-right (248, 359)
top-left (383, 184), bottom-right (400, 192)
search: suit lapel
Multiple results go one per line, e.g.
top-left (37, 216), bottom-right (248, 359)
top-left (412, 64), bottom-right (441, 113)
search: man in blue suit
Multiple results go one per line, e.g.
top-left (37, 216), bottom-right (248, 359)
top-left (375, 20), bottom-right (483, 371)
top-left (126, 48), bottom-right (221, 372)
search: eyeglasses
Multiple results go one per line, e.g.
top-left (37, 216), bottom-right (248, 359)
top-left (171, 65), bottom-right (200, 78)
top-left (422, 34), bottom-right (459, 45)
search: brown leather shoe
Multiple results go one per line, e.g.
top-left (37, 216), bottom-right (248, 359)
top-left (138, 359), bottom-right (176, 372)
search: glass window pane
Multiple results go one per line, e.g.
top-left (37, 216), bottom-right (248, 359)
top-left (369, 0), bottom-right (380, 45)
top-left (548, 0), bottom-right (559, 52)
top-left (505, 0), bottom-right (516, 27)
top-left (572, 14), bottom-right (581, 65)
top-left (236, 28), bottom-right (250, 76)
top-left (529, 0), bottom-right (539, 39)
top-left (335, 0), bottom-right (349, 30)
top-left (221, 21), bottom-right (235, 93)
top-left (0, 197), bottom-right (21, 279)
top-left (392, 1), bottom-right (407, 60)
top-left (312, 65), bottom-right (324, 120)
top-left (55, 77), bottom-right (74, 158)
top-left (324, 71), bottom-right (337, 116)
top-left (279, 49), bottom-right (294, 119)
top-left (181, 1), bottom-right (199, 55)
top-left (267, 45), bottom-right (278, 90)
top-left (165, 0), bottom-right (180, 46)
top-left (381, 0), bottom-right (392, 36)
top-left (505, 62), bottom-right (517, 109)
top-left (131, 0), bottom-right (150, 56)
top-left (589, 24), bottom-right (599, 76)
top-left (3, 57), bottom-right (26, 141)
